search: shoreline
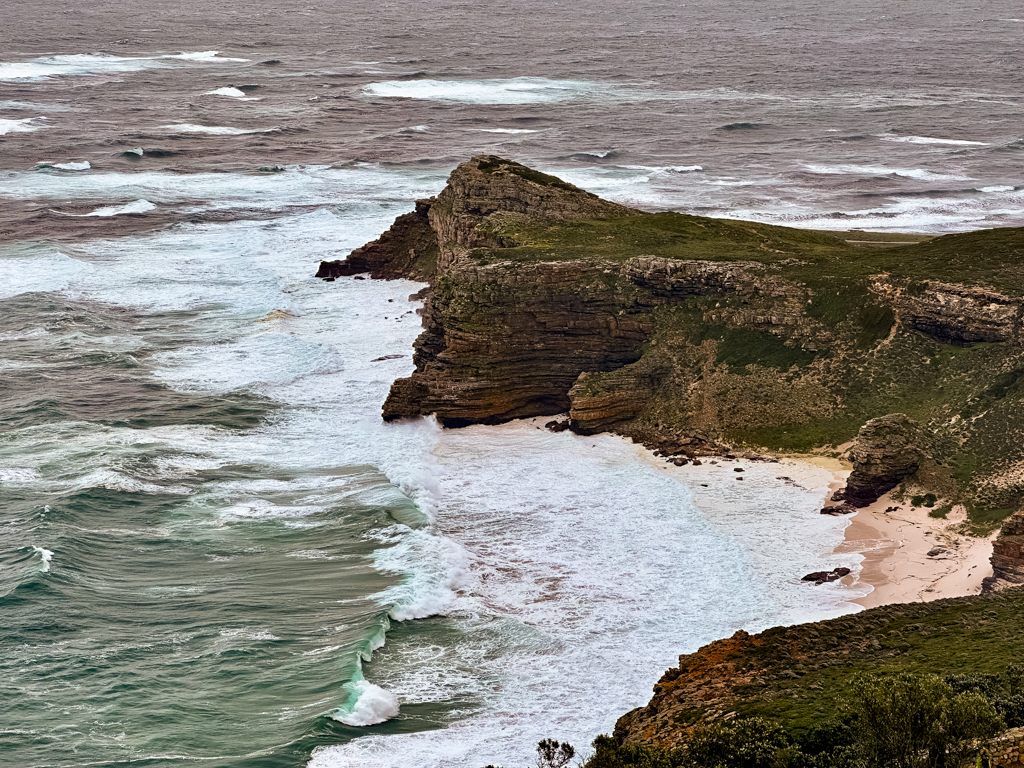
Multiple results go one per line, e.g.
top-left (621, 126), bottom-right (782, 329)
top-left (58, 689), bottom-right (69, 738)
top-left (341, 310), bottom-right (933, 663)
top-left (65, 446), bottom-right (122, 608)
top-left (793, 455), bottom-right (994, 609)
top-left (638, 443), bottom-right (994, 610)
top-left (838, 489), bottom-right (995, 609)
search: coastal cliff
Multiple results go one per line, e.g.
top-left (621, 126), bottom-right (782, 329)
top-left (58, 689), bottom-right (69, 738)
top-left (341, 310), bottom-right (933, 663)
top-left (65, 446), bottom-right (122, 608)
top-left (319, 155), bottom-right (1024, 526)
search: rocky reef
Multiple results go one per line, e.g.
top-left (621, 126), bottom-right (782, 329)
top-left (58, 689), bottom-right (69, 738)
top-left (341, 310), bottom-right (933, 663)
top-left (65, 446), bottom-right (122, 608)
top-left (318, 155), bottom-right (1024, 527)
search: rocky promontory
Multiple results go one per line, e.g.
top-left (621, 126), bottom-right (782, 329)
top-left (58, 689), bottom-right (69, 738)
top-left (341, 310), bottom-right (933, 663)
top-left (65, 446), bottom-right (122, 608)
top-left (319, 155), bottom-right (1024, 527)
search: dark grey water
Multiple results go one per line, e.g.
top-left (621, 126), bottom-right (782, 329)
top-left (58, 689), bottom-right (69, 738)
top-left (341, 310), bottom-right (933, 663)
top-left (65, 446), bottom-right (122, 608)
top-left (0, 2), bottom-right (1020, 767)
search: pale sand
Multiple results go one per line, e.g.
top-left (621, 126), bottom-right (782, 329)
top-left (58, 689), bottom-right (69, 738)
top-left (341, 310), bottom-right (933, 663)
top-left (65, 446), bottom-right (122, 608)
top-left (838, 492), bottom-right (996, 608)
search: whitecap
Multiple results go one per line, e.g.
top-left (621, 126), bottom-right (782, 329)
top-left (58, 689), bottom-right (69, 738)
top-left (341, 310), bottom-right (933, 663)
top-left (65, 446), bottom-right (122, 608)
top-left (35, 160), bottom-right (91, 171)
top-left (73, 468), bottom-right (191, 495)
top-left (473, 128), bottom-right (540, 134)
top-left (977, 184), bottom-right (1016, 193)
top-left (203, 86), bottom-right (260, 101)
top-left (168, 51), bottom-right (248, 63)
top-left (84, 199), bottom-right (156, 217)
top-left (373, 526), bottom-right (470, 621)
top-left (0, 117), bottom-right (47, 135)
top-left (161, 122), bottom-right (272, 135)
top-left (362, 77), bottom-right (618, 105)
top-left (0, 51), bottom-right (248, 82)
top-left (331, 680), bottom-right (400, 727)
top-left (31, 547), bottom-right (53, 574)
top-left (801, 162), bottom-right (970, 182)
top-left (217, 499), bottom-right (320, 520)
top-left (881, 134), bottom-right (990, 147)
top-left (0, 468), bottom-right (41, 483)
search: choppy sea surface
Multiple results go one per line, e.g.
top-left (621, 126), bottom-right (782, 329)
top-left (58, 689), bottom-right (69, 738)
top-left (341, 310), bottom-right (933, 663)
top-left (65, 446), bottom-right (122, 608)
top-left (1, 2), bottom-right (1020, 766)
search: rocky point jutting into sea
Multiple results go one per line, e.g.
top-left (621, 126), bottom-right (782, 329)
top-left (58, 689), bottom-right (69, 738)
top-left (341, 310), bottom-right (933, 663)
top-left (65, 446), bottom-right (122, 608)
top-left (321, 155), bottom-right (1024, 527)
top-left (319, 155), bottom-right (1024, 763)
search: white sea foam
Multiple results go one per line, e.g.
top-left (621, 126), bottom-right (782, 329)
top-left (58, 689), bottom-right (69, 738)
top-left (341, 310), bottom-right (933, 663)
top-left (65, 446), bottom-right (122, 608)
top-left (31, 547), bottom-right (53, 574)
top-left (0, 51), bottom-right (247, 82)
top-left (362, 77), bottom-right (620, 104)
top-left (0, 117), bottom-right (47, 135)
top-left (0, 249), bottom-right (89, 300)
top-left (35, 160), bottom-right (91, 171)
top-left (160, 123), bottom-right (271, 136)
top-left (802, 162), bottom-right (970, 182)
top-left (74, 468), bottom-right (191, 495)
top-left (473, 128), bottom-right (540, 134)
top-left (881, 134), bottom-right (990, 147)
top-left (332, 680), bottom-right (400, 726)
top-left (373, 526), bottom-right (470, 621)
top-left (203, 86), bottom-right (260, 100)
top-left (84, 199), bottom-right (156, 217)
top-left (309, 427), bottom-right (859, 768)
top-left (0, 164), bottom-right (867, 767)
top-left (978, 185), bottom-right (1016, 193)
top-left (0, 468), bottom-right (41, 483)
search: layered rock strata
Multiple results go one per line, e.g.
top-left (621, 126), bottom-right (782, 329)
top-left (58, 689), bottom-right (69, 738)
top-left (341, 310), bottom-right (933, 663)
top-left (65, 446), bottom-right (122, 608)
top-left (318, 154), bottom-right (1024, 523)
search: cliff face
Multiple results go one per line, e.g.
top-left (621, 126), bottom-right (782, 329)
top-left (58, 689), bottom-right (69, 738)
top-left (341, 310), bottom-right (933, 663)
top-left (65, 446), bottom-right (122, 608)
top-left (318, 155), bottom-right (1024, 523)
top-left (988, 511), bottom-right (1024, 589)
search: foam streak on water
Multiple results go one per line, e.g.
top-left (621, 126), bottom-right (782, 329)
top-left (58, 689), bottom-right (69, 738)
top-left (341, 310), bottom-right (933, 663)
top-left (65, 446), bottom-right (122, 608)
top-left (0, 165), bottom-right (861, 767)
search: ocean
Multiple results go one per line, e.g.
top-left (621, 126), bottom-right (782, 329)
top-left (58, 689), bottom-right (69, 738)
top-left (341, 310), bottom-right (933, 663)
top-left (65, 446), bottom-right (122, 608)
top-left (0, 1), bottom-right (1020, 766)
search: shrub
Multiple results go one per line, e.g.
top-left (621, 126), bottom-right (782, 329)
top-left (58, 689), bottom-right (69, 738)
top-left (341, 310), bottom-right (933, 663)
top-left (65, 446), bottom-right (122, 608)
top-left (855, 673), bottom-right (1002, 768)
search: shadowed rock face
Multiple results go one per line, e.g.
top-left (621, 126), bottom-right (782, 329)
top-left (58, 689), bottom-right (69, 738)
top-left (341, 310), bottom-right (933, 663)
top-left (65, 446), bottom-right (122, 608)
top-left (842, 413), bottom-right (924, 507)
top-left (894, 281), bottom-right (1023, 344)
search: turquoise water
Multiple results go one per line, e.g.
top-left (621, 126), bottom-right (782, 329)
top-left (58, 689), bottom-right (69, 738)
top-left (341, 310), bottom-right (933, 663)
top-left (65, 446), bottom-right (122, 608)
top-left (0, 177), bottom-right (460, 766)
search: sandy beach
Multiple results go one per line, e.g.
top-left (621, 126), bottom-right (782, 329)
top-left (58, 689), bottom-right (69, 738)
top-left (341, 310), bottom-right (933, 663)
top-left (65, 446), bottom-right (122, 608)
top-left (808, 460), bottom-right (996, 609)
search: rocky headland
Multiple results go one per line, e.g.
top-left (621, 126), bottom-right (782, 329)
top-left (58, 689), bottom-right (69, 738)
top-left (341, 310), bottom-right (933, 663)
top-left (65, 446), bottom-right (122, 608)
top-left (317, 156), bottom-right (1024, 760)
top-left (320, 155), bottom-right (1024, 522)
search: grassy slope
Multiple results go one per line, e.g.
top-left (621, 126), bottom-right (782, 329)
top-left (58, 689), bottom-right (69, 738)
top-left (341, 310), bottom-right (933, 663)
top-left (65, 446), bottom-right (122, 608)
top-left (705, 589), bottom-right (1024, 736)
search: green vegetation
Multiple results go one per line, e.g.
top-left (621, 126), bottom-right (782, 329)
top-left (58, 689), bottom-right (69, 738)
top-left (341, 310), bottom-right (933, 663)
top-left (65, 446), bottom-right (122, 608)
top-left (484, 212), bottom-right (1024, 295)
top-left (477, 157), bottom-right (580, 191)
top-left (499, 670), bottom-right (1016, 768)
top-left (577, 671), bottom-right (1006, 767)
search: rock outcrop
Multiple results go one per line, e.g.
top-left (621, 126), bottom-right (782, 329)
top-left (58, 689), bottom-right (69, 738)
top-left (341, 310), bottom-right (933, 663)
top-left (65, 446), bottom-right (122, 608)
top-left (987, 510), bottom-right (1024, 590)
top-left (612, 588), bottom-right (1024, 750)
top-left (881, 278), bottom-right (1024, 344)
top-left (317, 155), bottom-right (1024, 758)
top-left (842, 413), bottom-right (925, 507)
top-left (317, 200), bottom-right (439, 281)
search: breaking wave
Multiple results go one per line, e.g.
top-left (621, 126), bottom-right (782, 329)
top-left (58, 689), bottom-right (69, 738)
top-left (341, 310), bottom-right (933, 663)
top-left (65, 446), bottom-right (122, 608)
top-left (801, 162), bottom-right (971, 182)
top-left (880, 134), bottom-right (990, 147)
top-left (0, 117), bottom-right (47, 135)
top-left (83, 199), bottom-right (157, 217)
top-left (160, 123), bottom-right (275, 136)
top-left (0, 51), bottom-right (248, 82)
top-left (361, 77), bottom-right (629, 104)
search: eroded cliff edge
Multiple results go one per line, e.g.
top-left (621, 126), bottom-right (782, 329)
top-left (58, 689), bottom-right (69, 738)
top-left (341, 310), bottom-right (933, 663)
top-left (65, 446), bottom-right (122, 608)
top-left (318, 155), bottom-right (1024, 526)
